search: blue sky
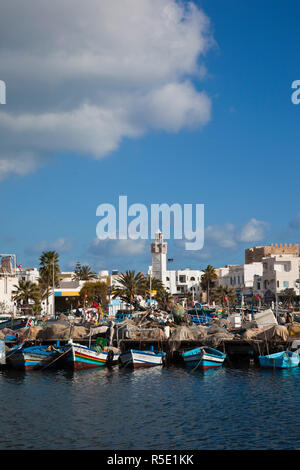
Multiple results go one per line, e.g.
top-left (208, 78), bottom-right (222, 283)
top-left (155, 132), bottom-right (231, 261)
top-left (0, 0), bottom-right (299, 273)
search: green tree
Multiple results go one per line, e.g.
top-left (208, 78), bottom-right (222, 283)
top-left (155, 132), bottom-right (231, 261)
top-left (155, 289), bottom-right (174, 311)
top-left (143, 276), bottom-right (165, 299)
top-left (79, 281), bottom-right (108, 306)
top-left (282, 288), bottom-right (297, 307)
top-left (200, 265), bottom-right (218, 304)
top-left (212, 285), bottom-right (237, 308)
top-left (12, 280), bottom-right (40, 315)
top-left (112, 270), bottom-right (147, 307)
top-left (72, 262), bottom-right (96, 281)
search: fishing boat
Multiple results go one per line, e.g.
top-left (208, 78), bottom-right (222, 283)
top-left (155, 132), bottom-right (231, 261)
top-left (65, 340), bottom-right (120, 370)
top-left (258, 350), bottom-right (300, 369)
top-left (7, 343), bottom-right (65, 371)
top-left (0, 316), bottom-right (28, 331)
top-left (119, 348), bottom-right (166, 369)
top-left (182, 346), bottom-right (226, 370)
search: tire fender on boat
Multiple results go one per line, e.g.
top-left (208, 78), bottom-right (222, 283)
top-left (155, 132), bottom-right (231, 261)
top-left (107, 350), bottom-right (114, 363)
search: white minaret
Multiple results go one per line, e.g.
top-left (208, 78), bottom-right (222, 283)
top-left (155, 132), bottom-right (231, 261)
top-left (151, 230), bottom-right (167, 281)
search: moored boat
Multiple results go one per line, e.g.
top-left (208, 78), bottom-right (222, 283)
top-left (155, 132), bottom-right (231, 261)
top-left (65, 340), bottom-right (120, 370)
top-left (258, 350), bottom-right (299, 369)
top-left (7, 343), bottom-right (65, 371)
top-left (119, 348), bottom-right (166, 369)
top-left (182, 346), bottom-right (226, 370)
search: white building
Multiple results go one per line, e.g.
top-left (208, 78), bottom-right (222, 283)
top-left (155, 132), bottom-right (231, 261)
top-left (17, 267), bottom-right (40, 284)
top-left (216, 262), bottom-right (263, 296)
top-left (149, 231), bottom-right (204, 298)
top-left (0, 254), bottom-right (19, 313)
top-left (255, 254), bottom-right (300, 301)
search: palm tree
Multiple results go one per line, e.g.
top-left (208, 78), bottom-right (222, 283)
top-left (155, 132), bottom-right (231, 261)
top-left (184, 291), bottom-right (194, 307)
top-left (112, 270), bottom-right (147, 308)
top-left (12, 280), bottom-right (40, 315)
top-left (282, 288), bottom-right (297, 307)
top-left (200, 265), bottom-right (218, 304)
top-left (212, 285), bottom-right (237, 309)
top-left (155, 289), bottom-right (174, 311)
top-left (73, 262), bottom-right (96, 281)
top-left (39, 251), bottom-right (60, 314)
top-left (143, 276), bottom-right (165, 299)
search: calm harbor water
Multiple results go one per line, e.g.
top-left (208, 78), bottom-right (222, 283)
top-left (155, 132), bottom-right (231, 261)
top-left (0, 364), bottom-right (299, 450)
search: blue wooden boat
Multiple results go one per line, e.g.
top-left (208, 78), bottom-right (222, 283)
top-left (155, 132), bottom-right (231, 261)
top-left (259, 350), bottom-right (300, 369)
top-left (7, 343), bottom-right (66, 371)
top-left (182, 346), bottom-right (226, 369)
top-left (187, 308), bottom-right (213, 325)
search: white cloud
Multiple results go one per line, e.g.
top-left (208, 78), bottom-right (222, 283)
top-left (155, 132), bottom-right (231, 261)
top-left (0, 0), bottom-right (214, 178)
top-left (205, 223), bottom-right (237, 249)
top-left (238, 218), bottom-right (269, 243)
top-left (26, 237), bottom-right (73, 255)
top-left (88, 237), bottom-right (147, 258)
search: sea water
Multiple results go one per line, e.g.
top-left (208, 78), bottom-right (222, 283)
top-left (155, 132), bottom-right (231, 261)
top-left (0, 365), bottom-right (299, 450)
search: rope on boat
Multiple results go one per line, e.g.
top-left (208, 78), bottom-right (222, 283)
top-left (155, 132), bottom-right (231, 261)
top-left (40, 345), bottom-right (72, 371)
top-left (5, 343), bottom-right (24, 359)
top-left (191, 347), bottom-right (204, 372)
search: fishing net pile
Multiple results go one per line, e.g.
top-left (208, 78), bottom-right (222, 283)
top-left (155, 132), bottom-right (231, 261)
top-left (169, 325), bottom-right (208, 341)
top-left (19, 326), bottom-right (44, 341)
top-left (242, 328), bottom-right (262, 340)
top-left (210, 318), bottom-right (232, 329)
top-left (167, 325), bottom-right (208, 351)
top-left (129, 327), bottom-right (167, 341)
top-left (242, 324), bottom-right (289, 342)
top-left (204, 325), bottom-right (235, 347)
top-left (18, 321), bottom-right (90, 341)
top-left (255, 325), bottom-right (289, 342)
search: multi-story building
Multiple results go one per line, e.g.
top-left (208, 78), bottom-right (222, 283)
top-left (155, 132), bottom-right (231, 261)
top-left (253, 254), bottom-right (300, 302)
top-left (216, 262), bottom-right (263, 299)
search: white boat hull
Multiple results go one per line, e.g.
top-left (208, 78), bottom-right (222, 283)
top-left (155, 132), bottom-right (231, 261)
top-left (120, 349), bottom-right (165, 368)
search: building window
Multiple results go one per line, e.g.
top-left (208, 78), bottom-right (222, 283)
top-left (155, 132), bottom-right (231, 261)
top-left (257, 282), bottom-right (261, 290)
top-left (190, 277), bottom-right (195, 281)
top-left (166, 277), bottom-right (169, 281)
top-left (283, 281), bottom-right (289, 288)
top-left (277, 281), bottom-right (280, 288)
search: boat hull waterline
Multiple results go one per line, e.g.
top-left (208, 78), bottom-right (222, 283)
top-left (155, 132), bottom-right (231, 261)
top-left (66, 342), bottom-right (120, 370)
top-left (7, 346), bottom-right (63, 371)
top-left (182, 347), bottom-right (226, 370)
top-left (119, 349), bottom-right (165, 369)
top-left (258, 351), bottom-right (300, 369)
